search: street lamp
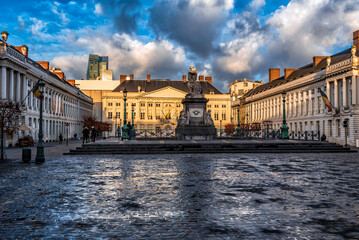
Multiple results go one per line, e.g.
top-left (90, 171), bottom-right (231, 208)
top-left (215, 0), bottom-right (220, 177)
top-left (280, 91), bottom-right (289, 139)
top-left (121, 88), bottom-right (129, 140)
top-left (236, 108), bottom-right (241, 135)
top-left (35, 80), bottom-right (45, 163)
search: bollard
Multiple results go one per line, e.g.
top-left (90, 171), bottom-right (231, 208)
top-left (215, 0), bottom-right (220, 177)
top-left (22, 147), bottom-right (31, 163)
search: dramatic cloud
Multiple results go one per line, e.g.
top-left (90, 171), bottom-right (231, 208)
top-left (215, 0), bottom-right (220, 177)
top-left (97, 0), bottom-right (143, 34)
top-left (148, 0), bottom-right (234, 58)
top-left (51, 31), bottom-right (186, 80)
top-left (4, 0), bottom-right (359, 92)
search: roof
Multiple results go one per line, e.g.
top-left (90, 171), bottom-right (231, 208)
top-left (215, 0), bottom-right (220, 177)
top-left (112, 79), bottom-right (223, 94)
top-left (245, 48), bottom-right (356, 97)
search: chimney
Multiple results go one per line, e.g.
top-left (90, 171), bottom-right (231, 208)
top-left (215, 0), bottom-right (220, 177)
top-left (354, 30), bottom-right (359, 49)
top-left (147, 74), bottom-right (151, 82)
top-left (199, 75), bottom-right (204, 81)
top-left (120, 75), bottom-right (127, 83)
top-left (313, 56), bottom-right (327, 67)
top-left (130, 74), bottom-right (134, 80)
top-left (66, 80), bottom-right (75, 86)
top-left (15, 45), bottom-right (28, 57)
top-left (53, 69), bottom-right (64, 79)
top-left (182, 75), bottom-right (186, 82)
top-left (205, 76), bottom-right (212, 84)
top-left (284, 68), bottom-right (298, 79)
top-left (36, 61), bottom-right (49, 70)
top-left (269, 68), bottom-right (280, 82)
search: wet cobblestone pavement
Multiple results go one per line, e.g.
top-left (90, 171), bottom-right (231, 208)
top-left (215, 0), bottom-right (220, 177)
top-left (1, 153), bottom-right (359, 239)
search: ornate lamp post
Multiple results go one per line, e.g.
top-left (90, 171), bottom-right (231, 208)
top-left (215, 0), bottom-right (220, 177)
top-left (35, 80), bottom-right (45, 163)
top-left (280, 91), bottom-right (289, 139)
top-left (236, 108), bottom-right (241, 135)
top-left (121, 88), bottom-right (129, 140)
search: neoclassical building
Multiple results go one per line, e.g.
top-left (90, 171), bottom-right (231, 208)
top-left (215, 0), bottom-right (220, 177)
top-left (240, 30), bottom-right (359, 146)
top-left (75, 74), bottom-right (232, 136)
top-left (0, 32), bottom-right (93, 146)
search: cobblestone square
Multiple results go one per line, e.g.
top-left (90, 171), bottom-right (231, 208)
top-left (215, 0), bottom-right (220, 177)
top-left (1, 152), bottom-right (359, 239)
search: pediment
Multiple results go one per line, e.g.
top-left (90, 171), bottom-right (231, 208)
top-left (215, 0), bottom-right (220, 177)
top-left (141, 86), bottom-right (187, 98)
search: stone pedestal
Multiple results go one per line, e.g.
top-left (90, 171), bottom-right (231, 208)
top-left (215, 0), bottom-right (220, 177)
top-left (175, 94), bottom-right (217, 140)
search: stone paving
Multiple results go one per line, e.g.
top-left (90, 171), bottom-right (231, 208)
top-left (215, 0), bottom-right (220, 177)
top-left (0, 145), bottom-right (359, 239)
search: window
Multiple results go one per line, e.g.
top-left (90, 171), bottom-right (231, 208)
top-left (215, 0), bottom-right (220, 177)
top-left (329, 120), bottom-right (332, 136)
top-left (140, 110), bottom-right (145, 120)
top-left (207, 105), bottom-right (211, 108)
top-left (214, 111), bottom-right (219, 121)
top-left (311, 100), bottom-right (315, 115)
top-left (116, 102), bottom-right (121, 106)
top-left (148, 124), bottom-right (153, 131)
top-left (337, 120), bottom-right (341, 137)
top-left (156, 110), bottom-right (161, 120)
top-left (156, 103), bottom-right (161, 107)
top-left (116, 112), bottom-right (120, 118)
top-left (140, 102), bottom-right (145, 107)
top-left (148, 103), bottom-right (153, 107)
top-left (221, 111), bottom-right (226, 120)
top-left (222, 105), bottom-right (226, 108)
top-left (176, 103), bottom-right (181, 107)
top-left (317, 97), bottom-right (321, 113)
top-left (108, 102), bottom-right (113, 106)
top-left (306, 101), bottom-right (309, 115)
top-left (108, 112), bottom-right (113, 119)
top-left (148, 110), bottom-right (153, 120)
top-left (214, 105), bottom-right (219, 108)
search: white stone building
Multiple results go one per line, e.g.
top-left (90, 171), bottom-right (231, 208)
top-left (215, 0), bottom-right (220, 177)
top-left (0, 33), bottom-right (93, 147)
top-left (242, 30), bottom-right (359, 146)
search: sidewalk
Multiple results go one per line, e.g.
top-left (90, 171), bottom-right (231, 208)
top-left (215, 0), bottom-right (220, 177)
top-left (2, 139), bottom-right (84, 161)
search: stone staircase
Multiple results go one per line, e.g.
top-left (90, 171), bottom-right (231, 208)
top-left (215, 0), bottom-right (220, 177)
top-left (64, 140), bottom-right (356, 155)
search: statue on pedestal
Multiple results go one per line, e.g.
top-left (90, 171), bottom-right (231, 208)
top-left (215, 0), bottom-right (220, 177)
top-left (187, 66), bottom-right (202, 97)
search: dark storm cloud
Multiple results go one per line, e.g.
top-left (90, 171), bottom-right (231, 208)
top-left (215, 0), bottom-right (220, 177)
top-left (148, 0), bottom-right (229, 58)
top-left (98, 0), bottom-right (142, 34)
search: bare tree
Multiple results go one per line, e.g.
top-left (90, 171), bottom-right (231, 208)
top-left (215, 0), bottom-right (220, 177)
top-left (0, 100), bottom-right (26, 161)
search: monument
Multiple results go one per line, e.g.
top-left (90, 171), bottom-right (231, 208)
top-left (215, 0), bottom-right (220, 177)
top-left (175, 66), bottom-right (217, 140)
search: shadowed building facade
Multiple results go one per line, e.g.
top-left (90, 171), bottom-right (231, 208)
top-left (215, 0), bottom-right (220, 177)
top-left (239, 30), bottom-right (359, 146)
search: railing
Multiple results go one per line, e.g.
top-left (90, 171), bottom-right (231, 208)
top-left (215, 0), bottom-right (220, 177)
top-left (130, 128), bottom-right (321, 141)
top-left (219, 130), bottom-right (321, 141)
top-left (0, 45), bottom-right (26, 62)
top-left (134, 129), bottom-right (176, 139)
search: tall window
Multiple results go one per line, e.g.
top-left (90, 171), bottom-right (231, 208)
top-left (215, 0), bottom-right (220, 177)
top-left (116, 102), bottom-right (121, 106)
top-left (156, 110), bottom-right (160, 120)
top-left (148, 110), bottom-right (153, 120)
top-left (214, 111), bottom-right (219, 121)
top-left (337, 120), bottom-right (341, 137)
top-left (140, 110), bottom-right (145, 120)
top-left (311, 100), bottom-right (315, 115)
top-left (108, 111), bottom-right (113, 119)
top-left (116, 112), bottom-right (120, 118)
top-left (329, 120), bottom-right (332, 136)
top-left (108, 102), bottom-right (113, 106)
top-left (317, 97), bottom-right (321, 113)
top-left (221, 111), bottom-right (226, 120)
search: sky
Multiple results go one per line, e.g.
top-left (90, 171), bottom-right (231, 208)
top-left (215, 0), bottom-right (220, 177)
top-left (1, 0), bottom-right (359, 93)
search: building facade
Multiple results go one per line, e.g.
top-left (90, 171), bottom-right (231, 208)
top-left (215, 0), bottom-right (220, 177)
top-left (229, 78), bottom-right (262, 126)
top-left (86, 54), bottom-right (113, 80)
top-left (0, 33), bottom-right (93, 147)
top-left (240, 30), bottom-right (359, 146)
top-left (76, 74), bottom-right (232, 136)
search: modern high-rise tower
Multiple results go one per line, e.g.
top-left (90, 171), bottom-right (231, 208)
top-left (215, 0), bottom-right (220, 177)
top-left (86, 54), bottom-right (113, 80)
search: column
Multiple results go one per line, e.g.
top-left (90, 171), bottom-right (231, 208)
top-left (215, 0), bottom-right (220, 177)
top-left (313, 89), bottom-right (318, 115)
top-left (293, 94), bottom-right (297, 116)
top-left (1, 66), bottom-right (6, 99)
top-left (334, 79), bottom-right (338, 109)
top-left (16, 72), bottom-right (21, 102)
top-left (343, 77), bottom-right (347, 107)
top-left (22, 75), bottom-right (27, 102)
top-left (302, 92), bottom-right (309, 115)
top-left (353, 75), bottom-right (358, 105)
top-left (326, 81), bottom-right (330, 102)
top-left (9, 69), bottom-right (14, 101)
